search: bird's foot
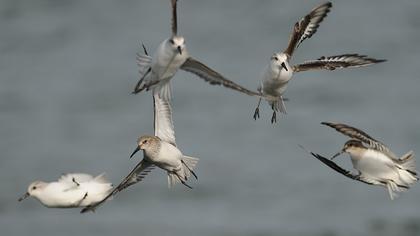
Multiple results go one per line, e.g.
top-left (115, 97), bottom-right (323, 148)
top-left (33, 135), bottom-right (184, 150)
top-left (253, 107), bottom-right (260, 120)
top-left (271, 111), bottom-right (277, 123)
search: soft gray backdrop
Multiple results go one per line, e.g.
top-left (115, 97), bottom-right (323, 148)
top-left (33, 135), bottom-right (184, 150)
top-left (1, 0), bottom-right (419, 235)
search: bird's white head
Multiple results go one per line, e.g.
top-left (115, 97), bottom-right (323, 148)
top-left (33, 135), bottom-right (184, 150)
top-left (130, 135), bottom-right (161, 158)
top-left (18, 181), bottom-right (47, 202)
top-left (168, 36), bottom-right (186, 55)
top-left (270, 53), bottom-right (289, 72)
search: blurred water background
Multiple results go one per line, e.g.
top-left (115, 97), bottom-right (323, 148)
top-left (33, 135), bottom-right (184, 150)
top-left (1, 0), bottom-right (420, 235)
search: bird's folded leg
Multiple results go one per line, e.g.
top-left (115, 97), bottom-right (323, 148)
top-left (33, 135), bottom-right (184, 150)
top-left (75, 192), bottom-right (88, 207)
top-left (72, 177), bottom-right (80, 186)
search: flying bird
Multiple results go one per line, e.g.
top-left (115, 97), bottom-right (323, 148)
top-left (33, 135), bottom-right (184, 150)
top-left (81, 93), bottom-right (198, 213)
top-left (134, 0), bottom-right (263, 100)
top-left (253, 2), bottom-right (386, 123)
top-left (307, 122), bottom-right (418, 200)
top-left (18, 173), bottom-right (112, 208)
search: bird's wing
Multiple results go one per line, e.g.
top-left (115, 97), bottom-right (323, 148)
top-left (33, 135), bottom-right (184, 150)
top-left (153, 92), bottom-right (176, 146)
top-left (58, 173), bottom-right (94, 185)
top-left (321, 122), bottom-right (399, 159)
top-left (292, 54), bottom-right (386, 72)
top-left (181, 57), bottom-right (262, 97)
top-left (284, 2), bottom-right (332, 57)
top-left (171, 0), bottom-right (178, 35)
top-left (136, 49), bottom-right (152, 79)
top-left (133, 46), bottom-right (153, 94)
top-left (310, 152), bottom-right (381, 185)
top-left (80, 159), bottom-right (155, 213)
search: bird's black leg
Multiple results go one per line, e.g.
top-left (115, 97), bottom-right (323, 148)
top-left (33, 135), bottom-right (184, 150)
top-left (181, 160), bottom-right (198, 180)
top-left (271, 111), bottom-right (277, 123)
top-left (75, 192), bottom-right (88, 207)
top-left (253, 98), bottom-right (262, 120)
top-left (72, 177), bottom-right (80, 187)
top-left (175, 173), bottom-right (192, 189)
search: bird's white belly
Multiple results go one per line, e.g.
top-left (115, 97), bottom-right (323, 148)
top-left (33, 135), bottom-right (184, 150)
top-left (262, 80), bottom-right (288, 97)
top-left (352, 150), bottom-right (398, 180)
top-left (261, 70), bottom-right (293, 97)
top-left (152, 43), bottom-right (188, 81)
top-left (152, 142), bottom-right (183, 172)
top-left (155, 57), bottom-right (184, 80)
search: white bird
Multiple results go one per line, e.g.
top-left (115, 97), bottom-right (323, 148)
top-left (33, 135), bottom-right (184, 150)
top-left (253, 2), bottom-right (386, 123)
top-left (81, 92), bottom-right (198, 213)
top-left (18, 173), bottom-right (113, 208)
top-left (308, 122), bottom-right (418, 200)
top-left (134, 0), bottom-right (262, 100)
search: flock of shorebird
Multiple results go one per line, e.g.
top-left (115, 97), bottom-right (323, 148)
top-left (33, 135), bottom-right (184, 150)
top-left (18, 1), bottom-right (418, 212)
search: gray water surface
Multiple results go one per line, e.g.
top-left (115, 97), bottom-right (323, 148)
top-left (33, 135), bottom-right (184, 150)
top-left (1, 0), bottom-right (420, 235)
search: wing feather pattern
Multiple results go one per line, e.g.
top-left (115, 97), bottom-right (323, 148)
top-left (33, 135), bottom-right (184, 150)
top-left (293, 54), bottom-right (386, 72)
top-left (322, 122), bottom-right (398, 159)
top-left (181, 57), bottom-right (262, 97)
top-left (284, 2), bottom-right (332, 57)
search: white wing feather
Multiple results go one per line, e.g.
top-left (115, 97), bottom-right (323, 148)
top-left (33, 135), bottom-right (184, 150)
top-left (153, 92), bottom-right (176, 146)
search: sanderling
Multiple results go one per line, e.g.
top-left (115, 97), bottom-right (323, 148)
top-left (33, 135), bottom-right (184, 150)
top-left (81, 92), bottom-right (198, 213)
top-left (134, 0), bottom-right (262, 100)
top-left (18, 173), bottom-right (113, 208)
top-left (253, 2), bottom-right (386, 123)
top-left (306, 122), bottom-right (418, 200)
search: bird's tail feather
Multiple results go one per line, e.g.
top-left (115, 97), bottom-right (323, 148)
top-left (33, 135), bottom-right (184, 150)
top-left (271, 98), bottom-right (287, 114)
top-left (399, 151), bottom-right (417, 175)
top-left (167, 173), bottom-right (180, 188)
top-left (167, 156), bottom-right (199, 188)
top-left (386, 180), bottom-right (401, 200)
top-left (182, 155), bottom-right (199, 180)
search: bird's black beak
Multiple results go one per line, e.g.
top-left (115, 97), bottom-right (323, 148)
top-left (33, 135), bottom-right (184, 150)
top-left (331, 150), bottom-right (344, 160)
top-left (281, 62), bottom-right (288, 71)
top-left (130, 146), bottom-right (141, 159)
top-left (177, 46), bottom-right (182, 55)
top-left (18, 192), bottom-right (30, 202)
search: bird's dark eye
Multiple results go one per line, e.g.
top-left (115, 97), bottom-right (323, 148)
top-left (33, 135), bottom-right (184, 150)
top-left (143, 140), bottom-right (148, 144)
top-left (274, 57), bottom-right (278, 61)
top-left (32, 186), bottom-right (37, 190)
top-left (169, 39), bottom-right (175, 44)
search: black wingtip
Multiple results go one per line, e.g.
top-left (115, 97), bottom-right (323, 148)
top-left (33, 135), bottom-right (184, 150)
top-left (321, 121), bottom-right (333, 127)
top-left (375, 59), bottom-right (387, 63)
top-left (321, 2), bottom-right (333, 9)
top-left (141, 43), bottom-right (149, 56)
top-left (80, 207), bottom-right (90, 214)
